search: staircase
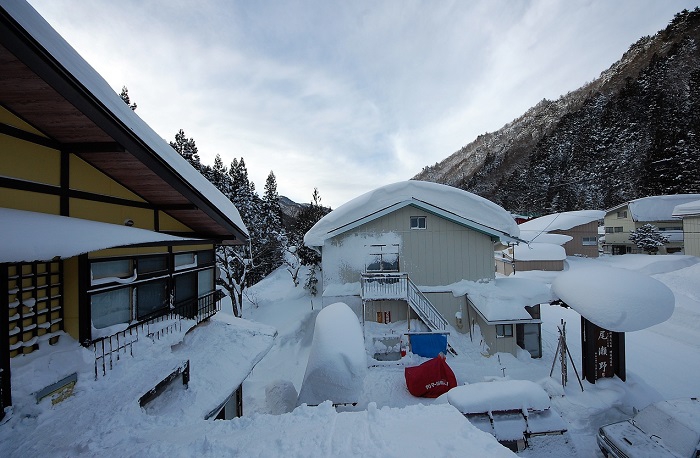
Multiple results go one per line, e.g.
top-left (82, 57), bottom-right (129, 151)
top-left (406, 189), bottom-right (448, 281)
top-left (360, 273), bottom-right (455, 354)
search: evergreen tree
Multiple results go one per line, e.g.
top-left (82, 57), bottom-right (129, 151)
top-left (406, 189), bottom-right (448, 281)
top-left (119, 86), bottom-right (137, 110)
top-left (291, 188), bottom-right (331, 266)
top-left (170, 129), bottom-right (201, 171)
top-left (259, 171), bottom-right (286, 275)
top-left (629, 223), bottom-right (670, 254)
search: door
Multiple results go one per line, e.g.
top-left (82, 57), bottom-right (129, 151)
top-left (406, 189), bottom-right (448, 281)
top-left (516, 323), bottom-right (541, 358)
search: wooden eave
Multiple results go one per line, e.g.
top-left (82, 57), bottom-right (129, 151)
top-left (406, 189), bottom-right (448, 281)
top-left (0, 9), bottom-right (246, 243)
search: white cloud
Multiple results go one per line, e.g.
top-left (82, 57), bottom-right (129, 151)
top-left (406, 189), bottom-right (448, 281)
top-left (27, 0), bottom-right (700, 207)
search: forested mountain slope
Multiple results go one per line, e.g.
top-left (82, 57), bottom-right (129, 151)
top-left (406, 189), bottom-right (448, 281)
top-left (414, 9), bottom-right (700, 215)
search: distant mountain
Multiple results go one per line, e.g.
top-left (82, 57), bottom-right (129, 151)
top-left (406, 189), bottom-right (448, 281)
top-left (414, 8), bottom-right (700, 215)
top-left (278, 196), bottom-right (305, 230)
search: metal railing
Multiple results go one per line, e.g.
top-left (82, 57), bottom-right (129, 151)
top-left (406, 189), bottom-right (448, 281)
top-left (360, 273), bottom-right (448, 332)
top-left (92, 289), bottom-right (224, 378)
top-left (406, 277), bottom-right (448, 332)
top-left (361, 272), bottom-right (408, 300)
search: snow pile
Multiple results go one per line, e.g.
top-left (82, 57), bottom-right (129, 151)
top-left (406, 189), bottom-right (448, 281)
top-left (552, 266), bottom-right (675, 331)
top-left (297, 302), bottom-right (367, 405)
top-left (265, 380), bottom-right (298, 415)
top-left (321, 231), bottom-right (401, 286)
top-left (447, 380), bottom-right (551, 414)
top-left (3, 0), bottom-right (246, 235)
top-left (672, 199), bottom-right (700, 217)
top-left (0, 208), bottom-right (199, 263)
top-left (513, 242), bottom-right (566, 261)
top-left (599, 253), bottom-right (700, 276)
top-left (519, 210), bottom-right (604, 234)
top-left (304, 180), bottom-right (519, 246)
top-left (627, 194), bottom-right (700, 222)
top-left (449, 277), bottom-right (554, 322)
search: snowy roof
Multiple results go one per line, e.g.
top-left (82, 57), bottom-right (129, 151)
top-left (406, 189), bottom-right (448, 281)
top-left (518, 231), bottom-right (572, 245)
top-left (673, 199), bottom-right (700, 218)
top-left (1, 0), bottom-right (247, 238)
top-left (447, 380), bottom-right (551, 414)
top-left (513, 243), bottom-right (566, 261)
top-left (551, 266), bottom-right (675, 332)
top-left (614, 195), bottom-right (700, 222)
top-left (304, 181), bottom-right (520, 247)
top-left (450, 277), bottom-right (554, 322)
top-left (0, 208), bottom-right (201, 263)
top-left (518, 210), bottom-right (604, 234)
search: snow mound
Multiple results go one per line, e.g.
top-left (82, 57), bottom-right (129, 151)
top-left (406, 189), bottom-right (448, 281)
top-left (673, 199), bottom-right (700, 217)
top-left (447, 380), bottom-right (551, 414)
top-left (552, 266), bottom-right (675, 332)
top-left (265, 380), bottom-right (298, 415)
top-left (304, 180), bottom-right (519, 246)
top-left (518, 231), bottom-right (573, 245)
top-left (297, 302), bottom-right (367, 405)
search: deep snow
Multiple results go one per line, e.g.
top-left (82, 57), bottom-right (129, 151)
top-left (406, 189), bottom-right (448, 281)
top-left (2, 254), bottom-right (699, 456)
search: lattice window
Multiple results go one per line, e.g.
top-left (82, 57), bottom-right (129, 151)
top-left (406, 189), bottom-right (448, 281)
top-left (7, 262), bottom-right (63, 357)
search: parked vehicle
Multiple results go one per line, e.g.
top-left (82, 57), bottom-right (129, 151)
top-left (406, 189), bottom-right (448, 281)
top-left (597, 398), bottom-right (700, 458)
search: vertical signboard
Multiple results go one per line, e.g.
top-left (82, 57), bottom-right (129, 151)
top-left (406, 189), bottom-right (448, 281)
top-left (581, 317), bottom-right (626, 383)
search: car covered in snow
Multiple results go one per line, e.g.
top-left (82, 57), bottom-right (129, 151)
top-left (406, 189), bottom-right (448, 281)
top-left (597, 398), bottom-right (700, 458)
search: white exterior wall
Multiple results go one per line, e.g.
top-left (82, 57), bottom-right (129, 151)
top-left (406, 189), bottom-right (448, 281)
top-left (682, 215), bottom-right (700, 257)
top-left (604, 206), bottom-right (683, 254)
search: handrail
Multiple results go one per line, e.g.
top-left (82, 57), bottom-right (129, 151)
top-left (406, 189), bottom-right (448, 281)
top-left (360, 273), bottom-right (448, 332)
top-left (406, 277), bottom-right (448, 332)
top-left (92, 289), bottom-right (224, 378)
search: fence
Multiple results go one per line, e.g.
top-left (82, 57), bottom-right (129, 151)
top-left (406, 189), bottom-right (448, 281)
top-left (92, 289), bottom-right (224, 378)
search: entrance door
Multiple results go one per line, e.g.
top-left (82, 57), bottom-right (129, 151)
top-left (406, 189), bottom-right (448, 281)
top-left (516, 323), bottom-right (541, 358)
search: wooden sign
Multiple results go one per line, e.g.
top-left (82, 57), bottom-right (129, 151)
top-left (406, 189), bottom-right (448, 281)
top-left (581, 317), bottom-right (625, 383)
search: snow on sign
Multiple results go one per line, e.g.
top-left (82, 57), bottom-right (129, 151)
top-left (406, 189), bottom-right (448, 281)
top-left (551, 266), bottom-right (674, 332)
top-left (297, 302), bottom-right (367, 406)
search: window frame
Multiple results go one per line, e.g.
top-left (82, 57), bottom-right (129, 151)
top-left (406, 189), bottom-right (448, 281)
top-left (365, 244), bottom-right (400, 273)
top-left (582, 236), bottom-right (597, 246)
top-left (410, 216), bottom-right (427, 230)
top-left (496, 324), bottom-right (513, 338)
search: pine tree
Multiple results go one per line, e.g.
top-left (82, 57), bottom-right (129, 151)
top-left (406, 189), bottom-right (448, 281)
top-left (170, 129), bottom-right (201, 171)
top-left (291, 188), bottom-right (331, 266)
top-left (259, 171), bottom-right (286, 276)
top-left (119, 86), bottom-right (137, 110)
top-left (629, 224), bottom-right (670, 254)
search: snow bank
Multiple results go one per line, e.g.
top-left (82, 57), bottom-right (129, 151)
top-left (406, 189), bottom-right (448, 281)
top-left (297, 302), bottom-right (367, 405)
top-left (2, 0), bottom-right (247, 236)
top-left (552, 266), bottom-right (675, 332)
top-left (447, 380), bottom-right (551, 414)
top-left (450, 277), bottom-right (554, 322)
top-left (627, 194), bottom-right (700, 222)
top-left (514, 242), bottom-right (566, 261)
top-left (304, 180), bottom-right (519, 246)
top-left (519, 210), bottom-right (604, 233)
top-left (0, 207), bottom-right (199, 263)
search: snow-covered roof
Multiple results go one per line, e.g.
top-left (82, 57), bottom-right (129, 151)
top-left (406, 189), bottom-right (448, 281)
top-left (551, 266), bottom-right (675, 332)
top-left (518, 210), bottom-right (604, 234)
top-left (0, 208), bottom-right (201, 263)
top-left (615, 195), bottom-right (700, 222)
top-left (673, 199), bottom-right (700, 218)
top-left (518, 231), bottom-right (573, 245)
top-left (450, 277), bottom-right (554, 322)
top-left (297, 302), bottom-right (367, 405)
top-left (1, 0), bottom-right (247, 238)
top-left (513, 243), bottom-right (566, 261)
top-left (304, 181), bottom-right (520, 247)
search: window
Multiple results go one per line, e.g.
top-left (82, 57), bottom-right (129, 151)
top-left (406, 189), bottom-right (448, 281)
top-left (496, 324), bottom-right (513, 338)
top-left (616, 210), bottom-right (627, 218)
top-left (614, 227), bottom-right (623, 233)
top-left (410, 216), bottom-right (426, 230)
top-left (197, 268), bottom-right (215, 297)
top-left (174, 252), bottom-right (196, 270)
top-left (136, 280), bottom-right (169, 319)
top-left (91, 287), bottom-right (131, 329)
top-left (197, 250), bottom-right (215, 265)
top-left (91, 259), bottom-right (132, 283)
top-left (365, 244), bottom-right (400, 272)
top-left (137, 255), bottom-right (168, 275)
top-left (605, 227), bottom-right (614, 234)
top-left (582, 236), bottom-right (597, 246)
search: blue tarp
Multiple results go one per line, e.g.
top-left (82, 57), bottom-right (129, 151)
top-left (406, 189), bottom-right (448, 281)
top-left (408, 333), bottom-right (448, 358)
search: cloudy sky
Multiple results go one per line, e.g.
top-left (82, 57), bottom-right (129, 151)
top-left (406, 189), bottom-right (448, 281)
top-left (27, 0), bottom-right (699, 208)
